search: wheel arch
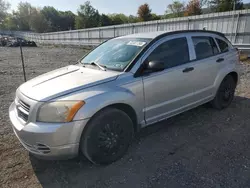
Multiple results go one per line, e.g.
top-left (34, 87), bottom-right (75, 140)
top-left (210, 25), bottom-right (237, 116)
top-left (214, 69), bottom-right (239, 94)
top-left (79, 103), bottom-right (137, 164)
top-left (105, 103), bottom-right (139, 132)
top-left (78, 102), bottom-right (140, 149)
top-left (227, 71), bottom-right (238, 85)
top-left (211, 71), bottom-right (237, 110)
top-left (78, 102), bottom-right (139, 159)
top-left (84, 103), bottom-right (139, 133)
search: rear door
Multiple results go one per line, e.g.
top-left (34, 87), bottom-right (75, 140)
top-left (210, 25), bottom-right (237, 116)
top-left (187, 34), bottom-right (221, 100)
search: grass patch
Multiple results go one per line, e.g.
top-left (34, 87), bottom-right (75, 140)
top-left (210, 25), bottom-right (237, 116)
top-left (242, 59), bottom-right (250, 64)
top-left (240, 53), bottom-right (249, 61)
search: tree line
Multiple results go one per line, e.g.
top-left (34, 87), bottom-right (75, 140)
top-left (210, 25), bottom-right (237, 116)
top-left (0, 0), bottom-right (249, 33)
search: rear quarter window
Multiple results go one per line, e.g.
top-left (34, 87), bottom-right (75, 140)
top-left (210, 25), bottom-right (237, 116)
top-left (216, 38), bottom-right (229, 53)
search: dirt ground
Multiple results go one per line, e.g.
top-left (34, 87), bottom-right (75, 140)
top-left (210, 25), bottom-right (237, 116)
top-left (1, 46), bottom-right (250, 188)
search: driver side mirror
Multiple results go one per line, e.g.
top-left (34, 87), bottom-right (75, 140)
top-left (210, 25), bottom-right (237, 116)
top-left (146, 61), bottom-right (165, 72)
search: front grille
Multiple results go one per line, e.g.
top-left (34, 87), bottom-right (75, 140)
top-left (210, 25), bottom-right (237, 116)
top-left (16, 99), bottom-right (30, 122)
top-left (17, 108), bottom-right (29, 122)
top-left (19, 100), bottom-right (30, 112)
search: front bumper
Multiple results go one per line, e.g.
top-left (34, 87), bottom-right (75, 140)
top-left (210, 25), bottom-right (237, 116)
top-left (9, 102), bottom-right (89, 159)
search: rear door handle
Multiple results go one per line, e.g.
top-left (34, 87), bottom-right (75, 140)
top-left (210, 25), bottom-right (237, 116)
top-left (182, 67), bottom-right (194, 73)
top-left (216, 58), bottom-right (224, 63)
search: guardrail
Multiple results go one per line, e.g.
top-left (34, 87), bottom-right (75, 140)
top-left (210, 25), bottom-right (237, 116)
top-left (233, 44), bottom-right (250, 50)
top-left (1, 9), bottom-right (250, 48)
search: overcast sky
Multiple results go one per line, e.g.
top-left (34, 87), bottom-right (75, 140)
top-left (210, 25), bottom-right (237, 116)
top-left (9, 0), bottom-right (250, 15)
top-left (9, 0), bottom-right (193, 15)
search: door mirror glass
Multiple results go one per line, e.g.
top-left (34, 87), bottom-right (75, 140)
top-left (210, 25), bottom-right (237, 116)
top-left (146, 61), bottom-right (165, 72)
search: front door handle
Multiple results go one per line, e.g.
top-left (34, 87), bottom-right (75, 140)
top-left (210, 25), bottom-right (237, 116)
top-left (182, 67), bottom-right (194, 73)
top-left (216, 58), bottom-right (224, 63)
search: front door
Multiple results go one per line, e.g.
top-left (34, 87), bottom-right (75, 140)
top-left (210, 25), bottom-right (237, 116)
top-left (141, 36), bottom-right (197, 125)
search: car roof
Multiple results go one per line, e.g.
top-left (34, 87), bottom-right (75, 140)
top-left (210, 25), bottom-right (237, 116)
top-left (118, 30), bottom-right (225, 39)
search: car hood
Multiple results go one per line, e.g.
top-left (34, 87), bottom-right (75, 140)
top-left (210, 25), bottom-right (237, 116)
top-left (19, 65), bottom-right (119, 101)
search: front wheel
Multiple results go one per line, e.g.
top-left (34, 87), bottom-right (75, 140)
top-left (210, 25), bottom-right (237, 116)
top-left (211, 75), bottom-right (236, 110)
top-left (80, 108), bottom-right (134, 165)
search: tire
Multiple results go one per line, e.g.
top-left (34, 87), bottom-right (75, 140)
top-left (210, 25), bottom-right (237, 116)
top-left (211, 75), bottom-right (236, 110)
top-left (80, 108), bottom-right (134, 165)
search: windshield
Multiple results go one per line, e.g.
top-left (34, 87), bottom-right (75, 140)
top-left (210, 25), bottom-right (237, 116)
top-left (81, 38), bottom-right (151, 71)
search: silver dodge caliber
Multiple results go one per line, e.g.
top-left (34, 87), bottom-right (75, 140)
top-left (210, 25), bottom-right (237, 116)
top-left (9, 30), bottom-right (240, 164)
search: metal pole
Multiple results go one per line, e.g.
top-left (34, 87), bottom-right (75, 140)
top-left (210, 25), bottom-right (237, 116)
top-left (234, 13), bottom-right (240, 43)
top-left (230, 0), bottom-right (237, 41)
top-left (19, 40), bottom-right (26, 82)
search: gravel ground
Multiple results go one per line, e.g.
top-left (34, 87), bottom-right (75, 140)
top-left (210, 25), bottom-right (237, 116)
top-left (1, 46), bottom-right (250, 188)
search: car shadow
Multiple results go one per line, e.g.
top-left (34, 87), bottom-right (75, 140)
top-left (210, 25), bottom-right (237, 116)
top-left (30, 96), bottom-right (250, 188)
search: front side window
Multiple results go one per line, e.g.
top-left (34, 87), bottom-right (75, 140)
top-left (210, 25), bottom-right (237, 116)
top-left (216, 38), bottom-right (229, 53)
top-left (192, 36), bottom-right (219, 60)
top-left (147, 37), bottom-right (190, 69)
top-left (81, 38), bottom-right (151, 71)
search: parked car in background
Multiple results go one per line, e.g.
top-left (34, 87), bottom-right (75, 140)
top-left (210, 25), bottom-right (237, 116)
top-left (6, 38), bottom-right (19, 47)
top-left (0, 36), bottom-right (8, 46)
top-left (9, 30), bottom-right (240, 164)
top-left (19, 39), bottom-right (37, 47)
top-left (2, 37), bottom-right (37, 47)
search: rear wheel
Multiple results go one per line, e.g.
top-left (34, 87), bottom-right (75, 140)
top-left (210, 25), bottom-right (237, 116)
top-left (80, 108), bottom-right (134, 165)
top-left (211, 75), bottom-right (236, 110)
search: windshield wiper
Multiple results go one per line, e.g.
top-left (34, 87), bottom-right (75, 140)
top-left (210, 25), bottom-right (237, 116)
top-left (90, 61), bottom-right (106, 71)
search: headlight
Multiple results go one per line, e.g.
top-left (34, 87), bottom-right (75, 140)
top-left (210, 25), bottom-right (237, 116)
top-left (37, 101), bottom-right (85, 123)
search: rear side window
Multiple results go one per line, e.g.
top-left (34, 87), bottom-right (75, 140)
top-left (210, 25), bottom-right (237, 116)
top-left (192, 36), bottom-right (219, 60)
top-left (216, 38), bottom-right (229, 53)
top-left (147, 37), bottom-right (190, 69)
